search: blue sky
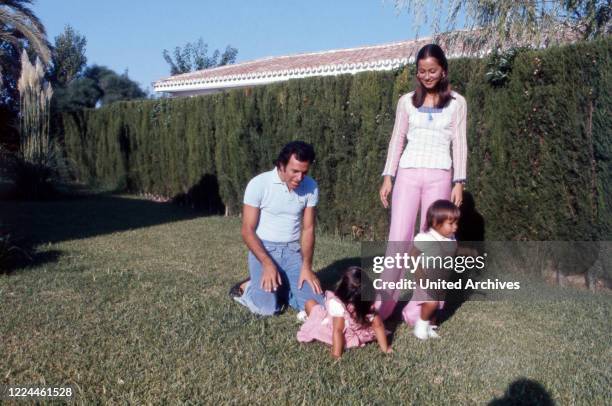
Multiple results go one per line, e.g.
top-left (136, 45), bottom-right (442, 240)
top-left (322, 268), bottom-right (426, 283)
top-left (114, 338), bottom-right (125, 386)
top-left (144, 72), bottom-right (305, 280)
top-left (35, 1), bottom-right (434, 94)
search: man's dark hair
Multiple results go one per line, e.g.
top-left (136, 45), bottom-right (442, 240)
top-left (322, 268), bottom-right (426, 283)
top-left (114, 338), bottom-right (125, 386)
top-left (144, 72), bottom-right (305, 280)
top-left (273, 141), bottom-right (316, 168)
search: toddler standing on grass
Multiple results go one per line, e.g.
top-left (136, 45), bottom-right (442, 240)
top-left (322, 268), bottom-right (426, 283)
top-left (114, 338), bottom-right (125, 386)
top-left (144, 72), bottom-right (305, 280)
top-left (296, 266), bottom-right (391, 359)
top-left (403, 199), bottom-right (459, 340)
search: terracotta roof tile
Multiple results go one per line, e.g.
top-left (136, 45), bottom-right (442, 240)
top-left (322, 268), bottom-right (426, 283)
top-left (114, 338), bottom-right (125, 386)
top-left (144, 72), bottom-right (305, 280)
top-left (154, 27), bottom-right (581, 92)
top-left (154, 38), bottom-right (429, 87)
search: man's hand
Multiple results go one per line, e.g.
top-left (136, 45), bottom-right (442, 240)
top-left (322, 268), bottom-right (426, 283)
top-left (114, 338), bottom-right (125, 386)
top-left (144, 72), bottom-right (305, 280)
top-left (298, 268), bottom-right (322, 295)
top-left (261, 261), bottom-right (282, 292)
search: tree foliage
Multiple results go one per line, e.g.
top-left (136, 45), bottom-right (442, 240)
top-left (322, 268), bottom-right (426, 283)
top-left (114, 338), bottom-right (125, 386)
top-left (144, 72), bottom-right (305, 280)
top-left (0, 0), bottom-right (51, 85)
top-left (18, 49), bottom-right (52, 163)
top-left (162, 38), bottom-right (238, 75)
top-left (564, 0), bottom-right (612, 38)
top-left (53, 65), bottom-right (146, 112)
top-left (393, 0), bottom-right (611, 52)
top-left (84, 65), bottom-right (146, 105)
top-left (47, 27), bottom-right (145, 113)
top-left (49, 24), bottom-right (87, 87)
top-left (0, 0), bottom-right (51, 150)
top-left (0, 40), bottom-right (19, 105)
top-left (9, 49), bottom-right (68, 199)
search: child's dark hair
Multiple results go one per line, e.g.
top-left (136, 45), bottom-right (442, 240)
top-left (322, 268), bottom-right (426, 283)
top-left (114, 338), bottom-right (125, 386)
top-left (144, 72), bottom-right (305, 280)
top-left (273, 140), bottom-right (315, 168)
top-left (334, 266), bottom-right (373, 326)
top-left (425, 199), bottom-right (460, 232)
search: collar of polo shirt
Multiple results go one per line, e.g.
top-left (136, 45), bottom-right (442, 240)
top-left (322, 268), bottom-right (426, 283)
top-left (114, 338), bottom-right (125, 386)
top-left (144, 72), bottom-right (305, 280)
top-left (272, 167), bottom-right (283, 183)
top-left (272, 167), bottom-right (290, 192)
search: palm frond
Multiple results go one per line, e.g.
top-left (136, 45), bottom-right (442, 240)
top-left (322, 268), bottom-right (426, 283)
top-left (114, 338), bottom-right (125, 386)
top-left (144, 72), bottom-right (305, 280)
top-left (0, 0), bottom-right (47, 36)
top-left (0, 2), bottom-right (51, 64)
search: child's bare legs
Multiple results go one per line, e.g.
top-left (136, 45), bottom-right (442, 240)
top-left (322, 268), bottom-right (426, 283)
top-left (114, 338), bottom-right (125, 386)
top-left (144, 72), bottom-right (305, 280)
top-left (414, 301), bottom-right (440, 340)
top-left (304, 299), bottom-right (318, 316)
top-left (420, 301), bottom-right (439, 323)
top-left (296, 299), bottom-right (318, 323)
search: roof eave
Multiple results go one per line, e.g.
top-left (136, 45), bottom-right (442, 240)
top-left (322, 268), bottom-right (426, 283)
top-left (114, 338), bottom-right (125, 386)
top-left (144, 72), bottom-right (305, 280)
top-left (153, 59), bottom-right (410, 94)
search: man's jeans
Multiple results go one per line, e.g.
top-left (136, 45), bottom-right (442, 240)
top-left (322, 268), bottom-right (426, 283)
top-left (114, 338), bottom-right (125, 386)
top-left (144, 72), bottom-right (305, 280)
top-left (235, 240), bottom-right (324, 315)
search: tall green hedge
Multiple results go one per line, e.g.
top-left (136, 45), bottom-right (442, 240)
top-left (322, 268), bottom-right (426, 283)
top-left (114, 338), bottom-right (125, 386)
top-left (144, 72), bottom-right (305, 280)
top-left (63, 38), bottom-right (611, 240)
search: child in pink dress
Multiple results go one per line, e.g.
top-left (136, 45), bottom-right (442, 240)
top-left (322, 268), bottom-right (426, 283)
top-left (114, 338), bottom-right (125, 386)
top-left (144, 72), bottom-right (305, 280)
top-left (297, 267), bottom-right (391, 359)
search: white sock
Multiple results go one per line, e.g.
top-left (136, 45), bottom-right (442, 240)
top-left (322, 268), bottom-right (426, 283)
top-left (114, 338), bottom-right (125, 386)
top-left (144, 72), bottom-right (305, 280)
top-left (296, 310), bottom-right (308, 323)
top-left (414, 318), bottom-right (430, 340)
top-left (427, 324), bottom-right (440, 339)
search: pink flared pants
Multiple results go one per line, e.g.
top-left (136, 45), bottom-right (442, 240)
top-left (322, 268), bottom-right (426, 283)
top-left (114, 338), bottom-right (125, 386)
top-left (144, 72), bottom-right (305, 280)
top-left (377, 168), bottom-right (452, 320)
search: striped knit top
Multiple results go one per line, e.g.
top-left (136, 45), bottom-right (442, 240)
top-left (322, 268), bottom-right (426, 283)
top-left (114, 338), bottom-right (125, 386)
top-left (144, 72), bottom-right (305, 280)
top-left (382, 91), bottom-right (467, 182)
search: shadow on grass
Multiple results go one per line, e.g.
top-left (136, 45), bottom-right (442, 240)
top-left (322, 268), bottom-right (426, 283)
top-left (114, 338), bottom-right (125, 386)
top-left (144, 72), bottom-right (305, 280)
top-left (172, 174), bottom-right (225, 214)
top-left (488, 378), bottom-right (555, 406)
top-left (316, 256), bottom-right (361, 291)
top-left (0, 193), bottom-right (204, 246)
top-left (436, 190), bottom-right (487, 326)
top-left (3, 250), bottom-right (63, 275)
top-left (1, 235), bottom-right (63, 275)
top-left (437, 263), bottom-right (483, 326)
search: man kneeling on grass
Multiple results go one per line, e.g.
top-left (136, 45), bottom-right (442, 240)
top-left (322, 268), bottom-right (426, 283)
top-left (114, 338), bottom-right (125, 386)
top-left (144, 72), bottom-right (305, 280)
top-left (231, 141), bottom-right (324, 316)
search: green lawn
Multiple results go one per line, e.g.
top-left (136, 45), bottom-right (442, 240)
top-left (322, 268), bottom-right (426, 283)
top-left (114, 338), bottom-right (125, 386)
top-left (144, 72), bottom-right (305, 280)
top-left (1, 195), bottom-right (610, 404)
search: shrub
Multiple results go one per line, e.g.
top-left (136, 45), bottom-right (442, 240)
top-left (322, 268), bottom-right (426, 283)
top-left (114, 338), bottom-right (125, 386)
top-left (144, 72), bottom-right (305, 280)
top-left (0, 231), bottom-right (30, 273)
top-left (61, 38), bottom-right (612, 240)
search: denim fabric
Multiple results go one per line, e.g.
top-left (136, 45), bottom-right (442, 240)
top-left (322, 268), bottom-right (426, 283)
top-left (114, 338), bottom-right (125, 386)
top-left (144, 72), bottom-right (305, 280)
top-left (235, 240), bottom-right (324, 315)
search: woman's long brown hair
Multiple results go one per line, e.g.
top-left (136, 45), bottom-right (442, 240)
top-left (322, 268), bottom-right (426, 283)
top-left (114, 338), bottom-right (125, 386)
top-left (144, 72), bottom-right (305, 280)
top-left (412, 44), bottom-right (454, 108)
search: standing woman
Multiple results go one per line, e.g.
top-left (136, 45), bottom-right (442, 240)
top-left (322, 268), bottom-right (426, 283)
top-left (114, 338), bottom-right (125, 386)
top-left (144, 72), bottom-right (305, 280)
top-left (377, 44), bottom-right (467, 320)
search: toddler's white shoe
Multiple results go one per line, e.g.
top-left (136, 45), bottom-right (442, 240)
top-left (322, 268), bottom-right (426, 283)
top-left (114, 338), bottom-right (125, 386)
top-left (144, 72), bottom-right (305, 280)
top-left (296, 310), bottom-right (308, 323)
top-left (413, 318), bottom-right (429, 340)
top-left (427, 325), bottom-right (440, 339)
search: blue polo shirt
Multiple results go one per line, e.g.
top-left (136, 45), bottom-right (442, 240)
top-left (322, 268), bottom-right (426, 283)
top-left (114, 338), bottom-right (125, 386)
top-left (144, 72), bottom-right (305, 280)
top-left (243, 168), bottom-right (319, 243)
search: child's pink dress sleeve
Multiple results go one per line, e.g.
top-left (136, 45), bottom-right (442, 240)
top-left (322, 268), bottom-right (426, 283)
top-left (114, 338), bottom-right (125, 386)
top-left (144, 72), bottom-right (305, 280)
top-left (327, 298), bottom-right (345, 318)
top-left (382, 95), bottom-right (410, 177)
